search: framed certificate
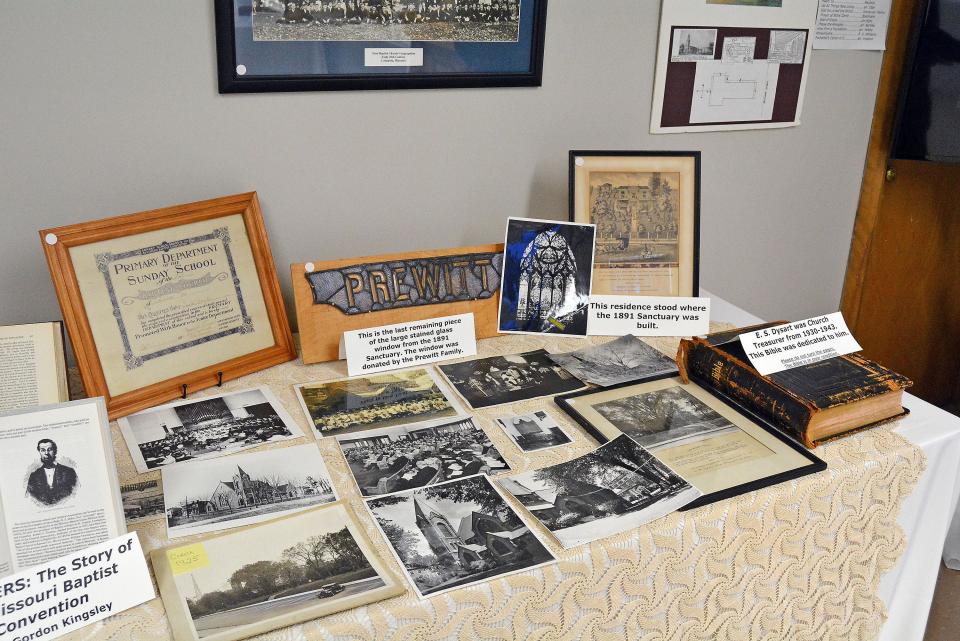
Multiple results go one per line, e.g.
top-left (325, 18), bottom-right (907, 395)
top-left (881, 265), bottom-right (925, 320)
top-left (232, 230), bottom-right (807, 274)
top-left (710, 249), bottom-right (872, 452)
top-left (214, 0), bottom-right (548, 93)
top-left (555, 374), bottom-right (825, 510)
top-left (40, 192), bottom-right (296, 419)
top-left (569, 151), bottom-right (700, 297)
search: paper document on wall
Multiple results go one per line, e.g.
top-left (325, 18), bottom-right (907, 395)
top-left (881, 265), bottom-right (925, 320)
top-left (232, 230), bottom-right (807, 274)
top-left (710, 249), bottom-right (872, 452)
top-left (814, 0), bottom-right (892, 50)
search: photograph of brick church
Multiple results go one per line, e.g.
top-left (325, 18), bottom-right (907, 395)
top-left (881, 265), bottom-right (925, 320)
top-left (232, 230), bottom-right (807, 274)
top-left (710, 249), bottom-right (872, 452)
top-left (366, 475), bottom-right (555, 597)
top-left (163, 443), bottom-right (337, 538)
top-left (499, 435), bottom-right (700, 548)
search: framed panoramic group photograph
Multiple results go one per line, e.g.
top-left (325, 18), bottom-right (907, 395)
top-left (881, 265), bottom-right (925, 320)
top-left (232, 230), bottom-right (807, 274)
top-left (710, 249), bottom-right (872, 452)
top-left (555, 374), bottom-right (825, 510)
top-left (214, 0), bottom-right (548, 92)
top-left (569, 151), bottom-right (700, 298)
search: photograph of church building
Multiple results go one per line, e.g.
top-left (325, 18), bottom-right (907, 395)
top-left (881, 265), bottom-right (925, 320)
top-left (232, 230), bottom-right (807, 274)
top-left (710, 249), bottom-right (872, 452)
top-left (366, 475), bottom-right (555, 597)
top-left (163, 443), bottom-right (337, 538)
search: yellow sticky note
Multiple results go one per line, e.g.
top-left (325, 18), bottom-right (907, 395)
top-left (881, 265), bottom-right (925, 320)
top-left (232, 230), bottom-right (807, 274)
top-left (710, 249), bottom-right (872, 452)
top-left (167, 544), bottom-right (210, 576)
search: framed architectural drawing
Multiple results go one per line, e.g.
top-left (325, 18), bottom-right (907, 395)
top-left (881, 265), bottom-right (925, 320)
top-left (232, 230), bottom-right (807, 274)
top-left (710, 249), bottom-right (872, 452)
top-left (650, 0), bottom-right (817, 133)
top-left (40, 192), bottom-right (296, 419)
top-left (555, 374), bottom-right (825, 510)
top-left (569, 151), bottom-right (700, 298)
top-left (213, 0), bottom-right (548, 93)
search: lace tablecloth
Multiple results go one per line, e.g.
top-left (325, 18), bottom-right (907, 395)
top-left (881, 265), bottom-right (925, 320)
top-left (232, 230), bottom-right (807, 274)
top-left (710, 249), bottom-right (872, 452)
top-left (66, 330), bottom-right (925, 641)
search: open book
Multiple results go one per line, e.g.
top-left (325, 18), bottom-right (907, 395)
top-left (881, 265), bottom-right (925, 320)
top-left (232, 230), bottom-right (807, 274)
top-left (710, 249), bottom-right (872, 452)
top-left (0, 398), bottom-right (125, 577)
top-left (0, 322), bottom-right (70, 411)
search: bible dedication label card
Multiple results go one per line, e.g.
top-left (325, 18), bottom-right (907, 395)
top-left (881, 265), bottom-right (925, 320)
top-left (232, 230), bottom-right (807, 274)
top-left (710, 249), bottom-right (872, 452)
top-left (739, 312), bottom-right (862, 376)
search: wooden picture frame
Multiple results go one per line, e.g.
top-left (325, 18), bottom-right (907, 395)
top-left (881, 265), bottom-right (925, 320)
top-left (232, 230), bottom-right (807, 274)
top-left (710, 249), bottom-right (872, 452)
top-left (569, 150), bottom-right (700, 298)
top-left (214, 0), bottom-right (548, 93)
top-left (555, 373), bottom-right (825, 511)
top-left (40, 192), bottom-right (296, 419)
top-left (292, 243), bottom-right (503, 364)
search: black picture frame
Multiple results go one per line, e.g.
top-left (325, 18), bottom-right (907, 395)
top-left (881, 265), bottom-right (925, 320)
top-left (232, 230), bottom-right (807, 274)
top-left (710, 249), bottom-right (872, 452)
top-left (554, 372), bottom-right (827, 511)
top-left (214, 0), bottom-right (548, 93)
top-left (568, 150), bottom-right (701, 298)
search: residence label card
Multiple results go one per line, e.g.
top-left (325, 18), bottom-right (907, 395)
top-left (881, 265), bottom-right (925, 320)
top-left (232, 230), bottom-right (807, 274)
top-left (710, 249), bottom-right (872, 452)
top-left (739, 312), bottom-right (863, 376)
top-left (587, 296), bottom-right (711, 337)
top-left (344, 313), bottom-right (477, 377)
top-left (0, 533), bottom-right (154, 641)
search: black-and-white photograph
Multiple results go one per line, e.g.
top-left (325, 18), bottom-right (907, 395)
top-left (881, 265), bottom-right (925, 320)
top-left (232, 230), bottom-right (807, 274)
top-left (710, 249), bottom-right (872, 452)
top-left (437, 350), bottom-right (586, 409)
top-left (499, 218), bottom-right (596, 336)
top-left (24, 438), bottom-right (79, 506)
top-left (164, 505), bottom-right (398, 640)
top-left (670, 28), bottom-right (717, 61)
top-left (593, 385), bottom-right (737, 449)
top-left (118, 387), bottom-right (304, 473)
top-left (337, 416), bottom-right (509, 497)
top-left (499, 435), bottom-right (699, 548)
top-left (251, 0), bottom-right (522, 43)
top-left (494, 411), bottom-right (572, 453)
top-left (163, 443), bottom-right (337, 538)
top-left (366, 475), bottom-right (555, 597)
top-left (547, 335), bottom-right (678, 388)
top-left (121, 479), bottom-right (166, 523)
top-left (295, 368), bottom-right (459, 435)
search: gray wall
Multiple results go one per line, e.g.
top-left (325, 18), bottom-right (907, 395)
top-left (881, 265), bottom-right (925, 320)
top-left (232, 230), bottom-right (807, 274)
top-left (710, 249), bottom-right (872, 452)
top-left (0, 1), bottom-right (881, 331)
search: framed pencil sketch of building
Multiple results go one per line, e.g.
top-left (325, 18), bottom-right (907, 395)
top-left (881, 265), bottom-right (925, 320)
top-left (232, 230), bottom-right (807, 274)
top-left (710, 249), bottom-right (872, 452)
top-left (569, 152), bottom-right (700, 298)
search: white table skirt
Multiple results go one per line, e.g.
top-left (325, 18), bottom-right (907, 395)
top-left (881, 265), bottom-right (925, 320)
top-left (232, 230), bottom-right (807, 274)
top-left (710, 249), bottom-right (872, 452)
top-left (702, 290), bottom-right (960, 641)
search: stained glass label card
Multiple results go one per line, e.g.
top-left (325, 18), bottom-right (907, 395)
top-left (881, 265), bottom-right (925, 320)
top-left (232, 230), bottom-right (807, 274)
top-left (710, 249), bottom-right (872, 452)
top-left (214, 0), bottom-right (548, 92)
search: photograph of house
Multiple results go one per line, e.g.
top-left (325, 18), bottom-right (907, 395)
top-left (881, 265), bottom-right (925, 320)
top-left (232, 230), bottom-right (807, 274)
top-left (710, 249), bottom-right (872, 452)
top-left (366, 475), bottom-right (555, 597)
top-left (500, 435), bottom-right (699, 547)
top-left (163, 443), bottom-right (337, 538)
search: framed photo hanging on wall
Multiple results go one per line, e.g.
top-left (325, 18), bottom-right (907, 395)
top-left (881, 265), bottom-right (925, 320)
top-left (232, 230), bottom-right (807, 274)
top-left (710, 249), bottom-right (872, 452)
top-left (39, 192), bottom-right (296, 419)
top-left (213, 0), bottom-right (548, 92)
top-left (569, 151), bottom-right (700, 298)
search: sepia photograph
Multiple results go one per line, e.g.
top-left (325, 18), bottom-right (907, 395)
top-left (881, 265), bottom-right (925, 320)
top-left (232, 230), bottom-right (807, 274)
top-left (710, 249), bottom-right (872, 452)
top-left (336, 416), bottom-right (510, 497)
top-left (592, 385), bottom-right (737, 449)
top-left (154, 504), bottom-right (402, 641)
top-left (366, 474), bottom-right (555, 597)
top-left (499, 435), bottom-right (699, 548)
top-left (121, 479), bottom-right (166, 524)
top-left (251, 0), bottom-right (522, 43)
top-left (570, 152), bottom-right (699, 298)
top-left (295, 368), bottom-right (459, 436)
top-left (671, 28), bottom-right (717, 61)
top-left (494, 410), bottom-right (572, 453)
top-left (547, 335), bottom-right (678, 387)
top-left (118, 387), bottom-right (304, 474)
top-left (437, 349), bottom-right (585, 409)
top-left (163, 443), bottom-right (337, 538)
top-left (499, 218), bottom-right (596, 336)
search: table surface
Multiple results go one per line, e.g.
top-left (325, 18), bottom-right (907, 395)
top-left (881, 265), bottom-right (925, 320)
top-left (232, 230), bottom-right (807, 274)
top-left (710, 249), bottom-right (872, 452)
top-left (703, 290), bottom-right (960, 641)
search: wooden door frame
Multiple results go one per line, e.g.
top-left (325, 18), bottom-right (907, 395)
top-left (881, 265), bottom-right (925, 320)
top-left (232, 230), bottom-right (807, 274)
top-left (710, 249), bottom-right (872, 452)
top-left (840, 0), bottom-right (924, 327)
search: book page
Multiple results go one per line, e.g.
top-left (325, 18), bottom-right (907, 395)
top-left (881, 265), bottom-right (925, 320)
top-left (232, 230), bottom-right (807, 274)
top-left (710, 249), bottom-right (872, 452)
top-left (0, 323), bottom-right (66, 411)
top-left (0, 399), bottom-right (124, 573)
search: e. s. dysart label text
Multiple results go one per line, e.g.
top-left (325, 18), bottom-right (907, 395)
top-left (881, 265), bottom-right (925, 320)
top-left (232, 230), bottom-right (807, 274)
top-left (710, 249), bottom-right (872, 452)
top-left (344, 313), bottom-right (477, 377)
top-left (739, 312), bottom-right (862, 376)
top-left (588, 295), bottom-right (711, 337)
top-left (0, 533), bottom-right (154, 641)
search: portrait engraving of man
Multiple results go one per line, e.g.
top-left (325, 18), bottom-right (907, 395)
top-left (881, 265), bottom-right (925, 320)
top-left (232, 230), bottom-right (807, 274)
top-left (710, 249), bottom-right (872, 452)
top-left (26, 439), bottom-right (78, 505)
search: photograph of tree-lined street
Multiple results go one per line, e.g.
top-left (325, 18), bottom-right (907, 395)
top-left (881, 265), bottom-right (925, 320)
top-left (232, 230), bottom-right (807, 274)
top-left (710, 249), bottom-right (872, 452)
top-left (173, 508), bottom-right (385, 638)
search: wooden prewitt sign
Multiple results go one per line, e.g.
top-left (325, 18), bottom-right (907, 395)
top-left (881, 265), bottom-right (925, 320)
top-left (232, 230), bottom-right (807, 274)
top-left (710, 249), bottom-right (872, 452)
top-left (292, 244), bottom-right (504, 364)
